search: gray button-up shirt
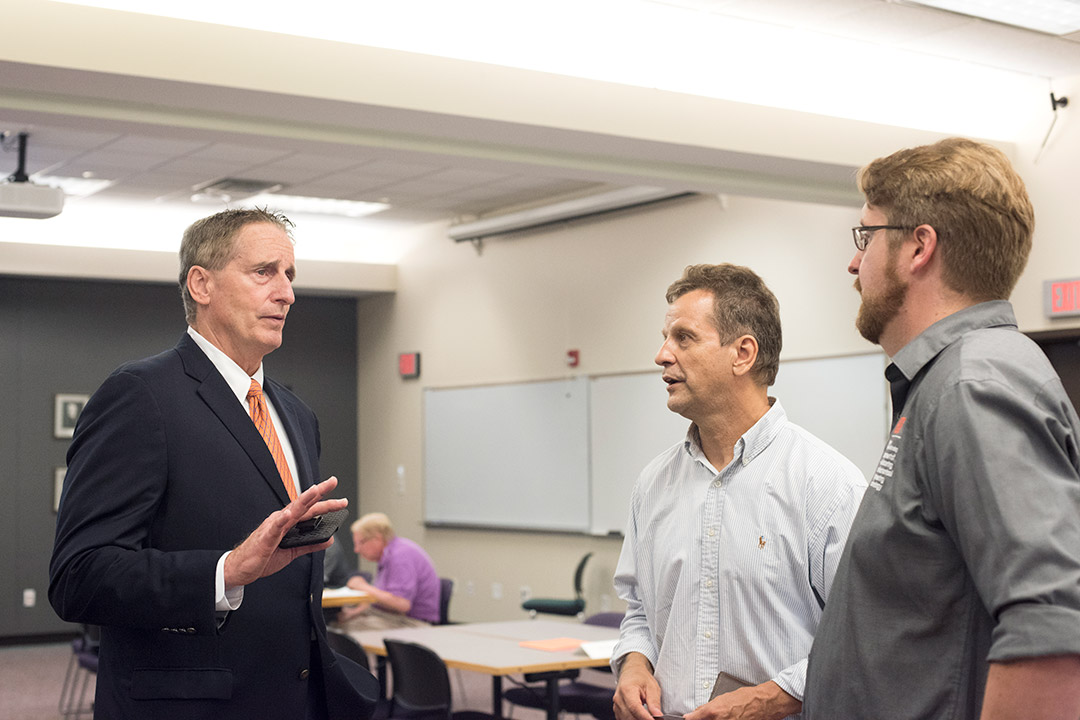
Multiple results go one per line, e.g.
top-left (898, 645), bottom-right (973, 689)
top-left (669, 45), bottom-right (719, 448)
top-left (804, 300), bottom-right (1080, 720)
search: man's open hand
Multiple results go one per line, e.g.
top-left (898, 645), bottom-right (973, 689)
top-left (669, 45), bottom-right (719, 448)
top-left (224, 476), bottom-right (347, 589)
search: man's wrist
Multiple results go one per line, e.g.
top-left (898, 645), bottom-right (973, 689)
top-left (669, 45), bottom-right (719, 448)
top-left (757, 681), bottom-right (801, 719)
top-left (215, 551), bottom-right (243, 611)
top-left (618, 651), bottom-right (654, 676)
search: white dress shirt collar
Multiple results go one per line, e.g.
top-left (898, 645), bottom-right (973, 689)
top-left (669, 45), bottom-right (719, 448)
top-left (186, 326), bottom-right (264, 406)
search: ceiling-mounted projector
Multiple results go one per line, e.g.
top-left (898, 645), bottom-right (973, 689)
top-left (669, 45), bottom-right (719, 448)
top-left (0, 131), bottom-right (65, 219)
top-left (0, 181), bottom-right (65, 219)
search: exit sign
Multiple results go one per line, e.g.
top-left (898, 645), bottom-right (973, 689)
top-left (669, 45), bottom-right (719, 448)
top-left (1045, 278), bottom-right (1080, 318)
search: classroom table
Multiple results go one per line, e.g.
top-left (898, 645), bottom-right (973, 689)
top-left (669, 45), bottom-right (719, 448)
top-left (321, 587), bottom-right (375, 608)
top-left (348, 619), bottom-right (620, 720)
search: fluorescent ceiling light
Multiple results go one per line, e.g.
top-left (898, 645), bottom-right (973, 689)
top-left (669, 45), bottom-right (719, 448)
top-left (906, 0), bottom-right (1080, 35)
top-left (32, 174), bottom-right (114, 198)
top-left (449, 186), bottom-right (688, 242)
top-left (243, 193), bottom-right (390, 219)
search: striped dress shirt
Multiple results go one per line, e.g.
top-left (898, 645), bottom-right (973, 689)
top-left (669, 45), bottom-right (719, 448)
top-left (612, 400), bottom-right (866, 718)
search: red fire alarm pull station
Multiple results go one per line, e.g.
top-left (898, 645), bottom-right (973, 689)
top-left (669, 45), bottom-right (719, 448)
top-left (566, 349), bottom-right (580, 367)
top-left (399, 352), bottom-right (421, 379)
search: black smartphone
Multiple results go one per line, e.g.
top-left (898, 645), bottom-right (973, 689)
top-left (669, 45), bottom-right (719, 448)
top-left (279, 508), bottom-right (348, 549)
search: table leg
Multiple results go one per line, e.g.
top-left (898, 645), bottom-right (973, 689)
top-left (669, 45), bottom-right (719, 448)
top-left (376, 656), bottom-right (388, 702)
top-left (492, 675), bottom-right (504, 718)
top-left (546, 677), bottom-right (560, 720)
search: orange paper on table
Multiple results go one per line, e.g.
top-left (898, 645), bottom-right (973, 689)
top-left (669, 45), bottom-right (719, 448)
top-left (519, 637), bottom-right (584, 652)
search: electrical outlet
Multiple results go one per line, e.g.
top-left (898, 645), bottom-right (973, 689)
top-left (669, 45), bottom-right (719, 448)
top-left (22, 588), bottom-right (35, 608)
top-left (396, 465), bottom-right (406, 495)
top-left (491, 582), bottom-right (503, 600)
top-left (465, 580), bottom-right (475, 597)
top-left (520, 586), bottom-right (532, 601)
top-left (600, 593), bottom-right (612, 611)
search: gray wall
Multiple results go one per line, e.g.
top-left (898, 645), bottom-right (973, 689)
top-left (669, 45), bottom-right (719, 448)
top-left (0, 276), bottom-right (358, 639)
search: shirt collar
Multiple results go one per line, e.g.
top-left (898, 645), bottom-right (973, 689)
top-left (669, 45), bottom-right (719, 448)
top-left (888, 300), bottom-right (1017, 384)
top-left (186, 326), bottom-right (264, 406)
top-left (683, 398), bottom-right (787, 470)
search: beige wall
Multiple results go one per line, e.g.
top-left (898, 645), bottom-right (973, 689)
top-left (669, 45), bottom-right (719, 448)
top-left (357, 193), bottom-right (872, 622)
top-left (1013, 73), bottom-right (1080, 331)
top-left (355, 102), bottom-right (1080, 622)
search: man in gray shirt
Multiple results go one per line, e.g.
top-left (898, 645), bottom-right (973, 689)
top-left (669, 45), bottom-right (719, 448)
top-left (803, 138), bottom-right (1080, 719)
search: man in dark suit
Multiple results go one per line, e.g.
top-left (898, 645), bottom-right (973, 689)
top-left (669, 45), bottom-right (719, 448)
top-left (49, 208), bottom-right (375, 719)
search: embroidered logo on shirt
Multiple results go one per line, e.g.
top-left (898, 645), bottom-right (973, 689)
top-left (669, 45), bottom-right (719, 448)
top-left (870, 417), bottom-right (905, 492)
top-left (758, 535), bottom-right (767, 549)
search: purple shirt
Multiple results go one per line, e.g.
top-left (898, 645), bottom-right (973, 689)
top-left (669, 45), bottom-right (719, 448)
top-left (376, 536), bottom-right (441, 623)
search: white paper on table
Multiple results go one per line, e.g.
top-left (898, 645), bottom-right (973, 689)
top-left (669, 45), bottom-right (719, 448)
top-left (322, 586), bottom-right (370, 600)
top-left (580, 638), bottom-right (618, 659)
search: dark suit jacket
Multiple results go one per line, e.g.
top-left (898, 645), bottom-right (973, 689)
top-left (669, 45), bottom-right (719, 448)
top-left (50, 333), bottom-right (374, 719)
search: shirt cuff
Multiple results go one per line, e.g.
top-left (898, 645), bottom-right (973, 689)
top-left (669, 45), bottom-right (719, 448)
top-left (215, 551), bottom-right (244, 612)
top-left (990, 603), bottom-right (1080, 661)
top-left (772, 657), bottom-right (806, 701)
top-left (611, 638), bottom-right (658, 676)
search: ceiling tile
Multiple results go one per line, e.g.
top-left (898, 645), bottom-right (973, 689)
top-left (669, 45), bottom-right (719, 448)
top-left (1, 125), bottom-right (121, 150)
top-left (54, 151), bottom-right (170, 174)
top-left (348, 159), bottom-right (444, 180)
top-left (101, 135), bottom-right (211, 156)
top-left (806, 1), bottom-right (971, 43)
top-left (187, 143), bottom-right (294, 165)
top-left (248, 153), bottom-right (369, 183)
top-left (900, 17), bottom-right (1080, 75)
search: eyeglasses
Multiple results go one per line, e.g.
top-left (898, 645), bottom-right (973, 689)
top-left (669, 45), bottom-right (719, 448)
top-left (852, 225), bottom-right (913, 251)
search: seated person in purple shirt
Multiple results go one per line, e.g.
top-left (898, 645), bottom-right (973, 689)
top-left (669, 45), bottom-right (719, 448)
top-left (336, 513), bottom-right (441, 630)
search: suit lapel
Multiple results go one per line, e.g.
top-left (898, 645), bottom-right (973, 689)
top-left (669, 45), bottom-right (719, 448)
top-left (175, 334), bottom-right (292, 507)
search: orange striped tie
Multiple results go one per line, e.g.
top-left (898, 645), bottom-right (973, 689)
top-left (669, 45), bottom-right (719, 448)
top-left (246, 379), bottom-right (298, 501)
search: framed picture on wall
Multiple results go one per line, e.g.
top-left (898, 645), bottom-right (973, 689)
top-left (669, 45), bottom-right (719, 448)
top-left (54, 393), bottom-right (89, 439)
top-left (54, 467), bottom-right (66, 513)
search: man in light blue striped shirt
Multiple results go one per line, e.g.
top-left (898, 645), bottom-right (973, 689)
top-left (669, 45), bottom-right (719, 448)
top-left (612, 264), bottom-right (866, 720)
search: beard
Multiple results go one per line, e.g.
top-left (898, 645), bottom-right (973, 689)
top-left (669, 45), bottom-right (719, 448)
top-left (854, 256), bottom-right (908, 345)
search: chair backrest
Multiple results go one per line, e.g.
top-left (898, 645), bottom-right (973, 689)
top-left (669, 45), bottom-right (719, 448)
top-left (438, 577), bottom-right (454, 625)
top-left (84, 624), bottom-right (101, 649)
top-left (326, 630), bottom-right (370, 672)
top-left (384, 639), bottom-right (453, 718)
top-left (584, 611), bottom-right (624, 628)
top-left (572, 552), bottom-right (593, 598)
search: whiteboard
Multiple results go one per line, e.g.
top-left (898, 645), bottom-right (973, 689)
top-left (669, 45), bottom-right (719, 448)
top-left (423, 377), bottom-right (591, 532)
top-left (769, 352), bottom-right (889, 480)
top-left (423, 353), bottom-right (887, 536)
top-left (588, 373), bottom-right (690, 535)
top-left (587, 352), bottom-right (888, 536)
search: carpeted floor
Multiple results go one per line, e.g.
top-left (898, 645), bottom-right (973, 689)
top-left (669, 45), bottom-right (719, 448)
top-left (0, 641), bottom-right (85, 720)
top-left (0, 640), bottom-right (609, 720)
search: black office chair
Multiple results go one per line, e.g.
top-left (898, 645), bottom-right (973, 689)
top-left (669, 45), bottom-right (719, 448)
top-left (438, 577), bottom-right (454, 625)
top-left (503, 612), bottom-right (623, 720)
top-left (383, 639), bottom-right (497, 720)
top-left (521, 552), bottom-right (592, 619)
top-left (327, 629), bottom-right (371, 672)
top-left (327, 631), bottom-right (392, 718)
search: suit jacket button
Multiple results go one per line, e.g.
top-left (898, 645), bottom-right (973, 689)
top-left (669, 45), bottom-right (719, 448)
top-left (299, 668), bottom-right (310, 680)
